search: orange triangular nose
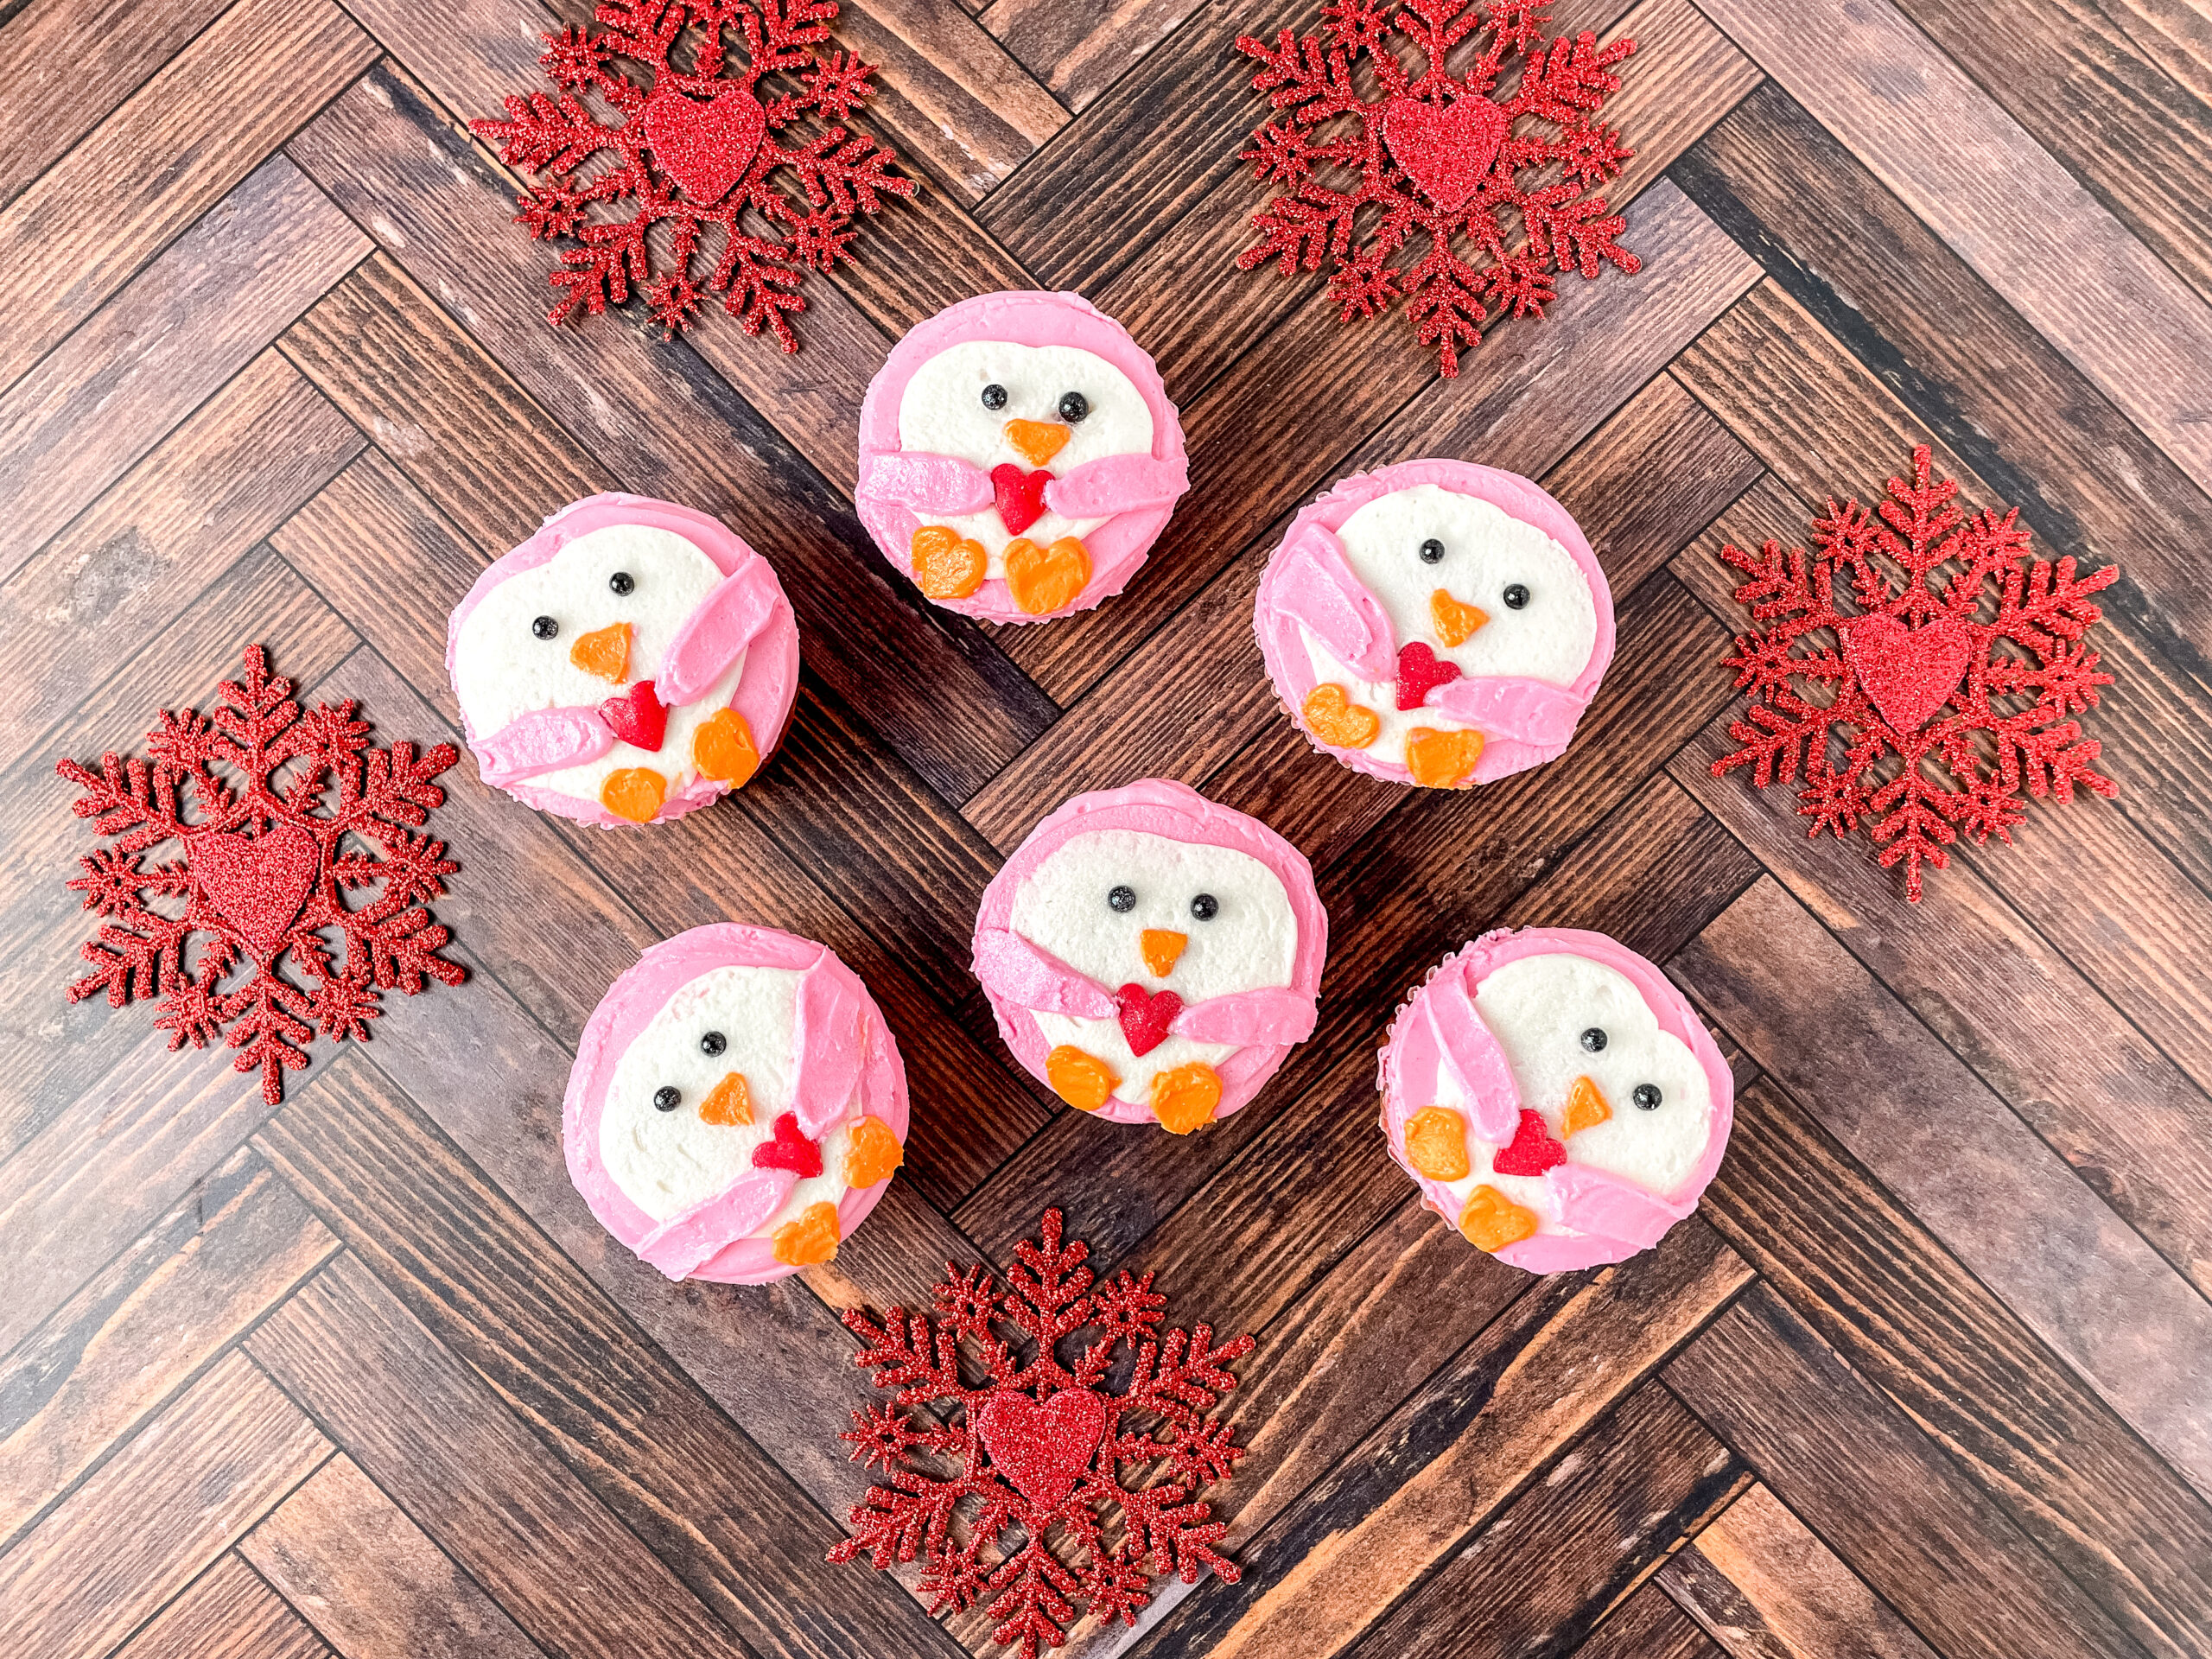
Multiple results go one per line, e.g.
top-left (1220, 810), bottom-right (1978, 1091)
top-left (1005, 418), bottom-right (1071, 467)
top-left (1431, 589), bottom-right (1488, 647)
top-left (699, 1072), bottom-right (753, 1126)
top-left (1141, 929), bottom-right (1187, 977)
top-left (1561, 1075), bottom-right (1611, 1138)
top-left (570, 620), bottom-right (631, 683)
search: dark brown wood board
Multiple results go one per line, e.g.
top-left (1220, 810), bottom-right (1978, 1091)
top-left (3, 0), bottom-right (2210, 1654)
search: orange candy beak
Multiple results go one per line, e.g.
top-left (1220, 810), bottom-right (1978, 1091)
top-left (699, 1072), bottom-right (753, 1126)
top-left (1560, 1075), bottom-right (1611, 1138)
top-left (1431, 589), bottom-right (1488, 647)
top-left (570, 620), bottom-right (631, 683)
top-left (1141, 928), bottom-right (1187, 977)
top-left (1004, 418), bottom-right (1071, 467)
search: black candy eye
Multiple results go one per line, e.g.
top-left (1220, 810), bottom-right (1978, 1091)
top-left (1503, 583), bottom-right (1529, 609)
top-left (609, 571), bottom-right (635, 596)
top-left (1418, 538), bottom-right (1446, 564)
top-left (531, 615), bottom-right (558, 639)
top-left (1108, 885), bottom-right (1136, 912)
top-left (982, 383), bottom-right (1007, 410)
top-left (700, 1031), bottom-right (727, 1057)
top-left (1190, 893), bottom-right (1219, 921)
top-left (1058, 391), bottom-right (1089, 423)
top-left (653, 1085), bottom-right (682, 1112)
top-left (1632, 1084), bottom-right (1662, 1111)
top-left (1580, 1027), bottom-right (1606, 1052)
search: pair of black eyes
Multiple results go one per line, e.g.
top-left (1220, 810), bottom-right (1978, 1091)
top-left (981, 384), bottom-right (1089, 423)
top-left (1578, 1028), bottom-right (1661, 1109)
top-left (652, 1030), bottom-right (731, 1109)
top-left (1108, 886), bottom-right (1217, 920)
top-left (531, 572), bottom-right (636, 639)
top-left (1414, 543), bottom-right (1530, 609)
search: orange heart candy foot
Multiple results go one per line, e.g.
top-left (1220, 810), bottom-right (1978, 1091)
top-left (1459, 1184), bottom-right (1539, 1253)
top-left (1302, 683), bottom-right (1381, 749)
top-left (911, 525), bottom-right (986, 600)
top-left (842, 1116), bottom-right (904, 1187)
top-left (772, 1200), bottom-right (841, 1267)
top-left (1006, 536), bottom-right (1090, 615)
top-left (692, 708), bottom-right (760, 786)
top-left (1405, 727), bottom-right (1484, 788)
top-left (1403, 1106), bottom-right (1471, 1180)
top-left (1046, 1045), bottom-right (1118, 1111)
top-left (1150, 1062), bottom-right (1223, 1135)
top-left (600, 766), bottom-right (667, 823)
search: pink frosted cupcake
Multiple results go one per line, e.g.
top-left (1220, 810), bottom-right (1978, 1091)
top-left (855, 291), bottom-right (1189, 622)
top-left (448, 493), bottom-right (799, 827)
top-left (565, 925), bottom-right (907, 1283)
top-left (972, 779), bottom-right (1325, 1134)
top-left (1380, 928), bottom-right (1732, 1273)
top-left (1255, 460), bottom-right (1614, 789)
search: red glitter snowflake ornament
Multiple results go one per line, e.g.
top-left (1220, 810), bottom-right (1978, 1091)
top-left (470, 0), bottom-right (912, 348)
top-left (1713, 447), bottom-right (2119, 902)
top-left (58, 646), bottom-right (466, 1103)
top-left (828, 1210), bottom-right (1255, 1658)
top-left (1236, 0), bottom-right (1637, 375)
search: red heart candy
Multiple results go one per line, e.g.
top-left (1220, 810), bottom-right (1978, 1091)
top-left (992, 464), bottom-right (1052, 537)
top-left (1116, 982), bottom-right (1184, 1058)
top-left (186, 822), bottom-right (319, 957)
top-left (1491, 1108), bottom-right (1567, 1178)
top-left (1395, 640), bottom-right (1463, 710)
top-left (974, 1388), bottom-right (1108, 1514)
top-left (599, 679), bottom-right (668, 752)
top-left (1382, 94), bottom-right (1509, 213)
top-left (642, 85), bottom-right (766, 206)
top-left (1842, 613), bottom-right (1973, 733)
top-left (751, 1110), bottom-right (823, 1178)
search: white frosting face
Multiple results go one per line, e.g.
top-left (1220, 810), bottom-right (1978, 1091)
top-left (1012, 828), bottom-right (1298, 1103)
top-left (454, 524), bottom-right (742, 800)
top-left (1428, 953), bottom-right (1714, 1224)
top-left (896, 340), bottom-right (1153, 573)
top-left (600, 964), bottom-right (858, 1228)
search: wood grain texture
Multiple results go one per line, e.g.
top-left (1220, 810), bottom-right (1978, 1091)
top-left (1693, 0), bottom-right (2212, 495)
top-left (116, 1553), bottom-right (334, 1659)
top-left (1575, 1584), bottom-right (1726, 1659)
top-left (1658, 1482), bottom-right (1942, 1659)
top-left (0, 1350), bottom-right (330, 1659)
top-left (242, 1455), bottom-right (548, 1659)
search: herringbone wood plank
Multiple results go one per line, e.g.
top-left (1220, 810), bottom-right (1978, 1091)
top-left (5, 0), bottom-right (2212, 1654)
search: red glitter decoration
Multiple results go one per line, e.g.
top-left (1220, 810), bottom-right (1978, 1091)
top-left (752, 1109), bottom-right (823, 1175)
top-left (470, 0), bottom-right (914, 350)
top-left (1713, 446), bottom-right (2119, 902)
top-left (1116, 983), bottom-right (1183, 1057)
top-left (829, 1209), bottom-right (1255, 1659)
top-left (1394, 639), bottom-right (1460, 709)
top-left (991, 465), bottom-right (1052, 537)
top-left (57, 646), bottom-right (465, 1104)
top-left (1490, 1107), bottom-right (1564, 1176)
top-left (1235, 0), bottom-right (1637, 376)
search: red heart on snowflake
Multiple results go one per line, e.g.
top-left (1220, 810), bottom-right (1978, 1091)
top-left (1842, 613), bottom-right (1973, 732)
top-left (1491, 1108), bottom-right (1566, 1178)
top-left (1382, 94), bottom-right (1508, 213)
top-left (975, 1388), bottom-right (1107, 1514)
top-left (187, 822), bottom-right (320, 958)
top-left (752, 1110), bottom-right (823, 1178)
top-left (991, 464), bottom-right (1052, 537)
top-left (1395, 640), bottom-right (1462, 710)
top-left (1116, 982), bottom-right (1183, 1058)
top-left (599, 678), bottom-right (668, 752)
top-left (643, 85), bottom-right (766, 207)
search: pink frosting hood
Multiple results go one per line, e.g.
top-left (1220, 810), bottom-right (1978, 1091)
top-left (1254, 459), bottom-right (1615, 787)
top-left (972, 779), bottom-right (1327, 1126)
top-left (1377, 928), bottom-right (1732, 1274)
top-left (447, 493), bottom-right (801, 828)
top-left (563, 924), bottom-right (909, 1285)
top-left (855, 291), bottom-right (1188, 624)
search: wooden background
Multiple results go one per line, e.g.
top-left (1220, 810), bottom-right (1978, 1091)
top-left (5, 0), bottom-right (2212, 1653)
